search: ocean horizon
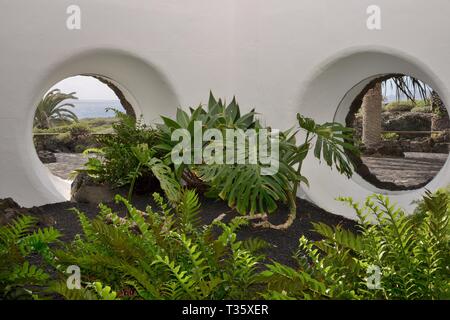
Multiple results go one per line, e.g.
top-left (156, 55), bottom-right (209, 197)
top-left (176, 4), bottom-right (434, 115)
top-left (63, 99), bottom-right (126, 119)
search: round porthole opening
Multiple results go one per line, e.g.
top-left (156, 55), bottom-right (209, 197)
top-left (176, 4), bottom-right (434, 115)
top-left (344, 74), bottom-right (450, 191)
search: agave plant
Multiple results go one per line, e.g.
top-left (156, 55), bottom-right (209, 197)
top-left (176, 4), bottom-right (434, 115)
top-left (157, 92), bottom-right (260, 183)
top-left (34, 89), bottom-right (79, 129)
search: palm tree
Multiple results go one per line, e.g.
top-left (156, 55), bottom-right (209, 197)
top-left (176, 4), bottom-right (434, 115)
top-left (34, 89), bottom-right (79, 129)
top-left (362, 82), bottom-right (382, 147)
top-left (382, 75), bottom-right (431, 103)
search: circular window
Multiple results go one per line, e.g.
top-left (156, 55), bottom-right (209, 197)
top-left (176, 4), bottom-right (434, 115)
top-left (33, 75), bottom-right (135, 183)
top-left (344, 74), bottom-right (450, 191)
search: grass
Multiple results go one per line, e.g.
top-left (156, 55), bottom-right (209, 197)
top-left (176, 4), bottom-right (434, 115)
top-left (383, 99), bottom-right (430, 112)
top-left (33, 117), bottom-right (120, 134)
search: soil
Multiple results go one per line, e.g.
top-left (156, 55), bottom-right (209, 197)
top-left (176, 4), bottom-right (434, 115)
top-left (26, 191), bottom-right (358, 267)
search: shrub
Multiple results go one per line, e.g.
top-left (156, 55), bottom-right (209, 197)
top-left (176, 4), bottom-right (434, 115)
top-left (384, 101), bottom-right (415, 112)
top-left (411, 106), bottom-right (433, 113)
top-left (260, 190), bottom-right (450, 299)
top-left (384, 99), bottom-right (430, 112)
top-left (381, 132), bottom-right (399, 141)
top-left (52, 190), bottom-right (264, 300)
top-left (81, 111), bottom-right (170, 192)
top-left (69, 123), bottom-right (91, 139)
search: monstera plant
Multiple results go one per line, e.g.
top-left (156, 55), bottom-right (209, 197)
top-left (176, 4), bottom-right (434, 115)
top-left (157, 92), bottom-right (359, 229)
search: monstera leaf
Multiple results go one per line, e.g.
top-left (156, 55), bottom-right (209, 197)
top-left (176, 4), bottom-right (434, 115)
top-left (297, 114), bottom-right (358, 178)
top-left (197, 130), bottom-right (302, 215)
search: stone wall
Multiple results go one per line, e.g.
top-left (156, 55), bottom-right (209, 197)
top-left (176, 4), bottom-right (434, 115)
top-left (353, 110), bottom-right (450, 155)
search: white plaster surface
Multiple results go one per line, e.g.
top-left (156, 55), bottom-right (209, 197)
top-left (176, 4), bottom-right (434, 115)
top-left (0, 0), bottom-right (449, 219)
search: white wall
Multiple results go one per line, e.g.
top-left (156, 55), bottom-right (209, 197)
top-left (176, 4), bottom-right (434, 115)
top-left (0, 0), bottom-right (449, 218)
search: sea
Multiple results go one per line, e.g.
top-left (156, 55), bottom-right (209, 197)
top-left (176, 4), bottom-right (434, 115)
top-left (67, 95), bottom-right (424, 119)
top-left (65, 99), bottom-right (126, 119)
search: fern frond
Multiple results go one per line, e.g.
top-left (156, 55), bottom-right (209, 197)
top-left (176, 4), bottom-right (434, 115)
top-left (152, 255), bottom-right (197, 299)
top-left (19, 227), bottom-right (61, 256)
top-left (177, 189), bottom-right (201, 230)
top-left (9, 261), bottom-right (49, 284)
top-left (0, 215), bottom-right (37, 245)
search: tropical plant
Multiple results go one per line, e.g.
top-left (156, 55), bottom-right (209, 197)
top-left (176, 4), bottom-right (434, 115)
top-left (34, 89), bottom-right (79, 129)
top-left (51, 190), bottom-right (263, 300)
top-left (157, 92), bottom-right (260, 180)
top-left (127, 143), bottom-right (181, 203)
top-left (158, 92), bottom-right (358, 230)
top-left (0, 215), bottom-right (61, 299)
top-left (261, 190), bottom-right (450, 299)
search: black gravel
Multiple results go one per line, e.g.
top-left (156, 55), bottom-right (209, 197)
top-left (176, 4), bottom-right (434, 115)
top-left (26, 191), bottom-right (358, 267)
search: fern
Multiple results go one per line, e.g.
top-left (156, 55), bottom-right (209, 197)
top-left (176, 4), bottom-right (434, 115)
top-left (177, 189), bottom-right (201, 231)
top-left (0, 215), bottom-right (37, 245)
top-left (242, 238), bottom-right (271, 254)
top-left (49, 281), bottom-right (117, 300)
top-left (51, 190), bottom-right (263, 300)
top-left (260, 190), bottom-right (450, 300)
top-left (9, 261), bottom-right (49, 283)
top-left (0, 215), bottom-right (59, 299)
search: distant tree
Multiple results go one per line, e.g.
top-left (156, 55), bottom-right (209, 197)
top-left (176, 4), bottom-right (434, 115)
top-left (362, 75), bottom-right (431, 147)
top-left (382, 75), bottom-right (431, 103)
top-left (362, 82), bottom-right (382, 147)
top-left (34, 89), bottom-right (79, 129)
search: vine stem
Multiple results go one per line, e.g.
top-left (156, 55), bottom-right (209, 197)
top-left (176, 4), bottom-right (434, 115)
top-left (252, 193), bottom-right (297, 230)
top-left (252, 134), bottom-right (312, 230)
top-left (127, 162), bottom-right (142, 202)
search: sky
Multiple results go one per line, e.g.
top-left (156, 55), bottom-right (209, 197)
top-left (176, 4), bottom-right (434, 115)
top-left (48, 75), bottom-right (119, 100)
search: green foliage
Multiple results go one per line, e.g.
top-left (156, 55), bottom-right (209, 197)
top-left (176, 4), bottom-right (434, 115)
top-left (261, 190), bottom-right (450, 299)
top-left (79, 111), bottom-right (179, 201)
top-left (381, 132), bottom-right (400, 141)
top-left (158, 93), bottom-right (357, 221)
top-left (0, 215), bottom-right (61, 299)
top-left (74, 93), bottom-right (357, 228)
top-left (33, 117), bottom-right (119, 135)
top-left (33, 119), bottom-right (107, 154)
top-left (50, 281), bottom-right (118, 300)
top-left (296, 114), bottom-right (358, 179)
top-left (68, 123), bottom-right (91, 139)
top-left (383, 100), bottom-right (429, 112)
top-left (411, 106), bottom-right (433, 113)
top-left (198, 114), bottom-right (357, 218)
top-left (1, 190), bottom-right (448, 300)
top-left (128, 143), bottom-right (181, 203)
top-left (157, 91), bottom-right (259, 177)
top-left (34, 89), bottom-right (79, 129)
top-left (52, 190), bottom-right (262, 300)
